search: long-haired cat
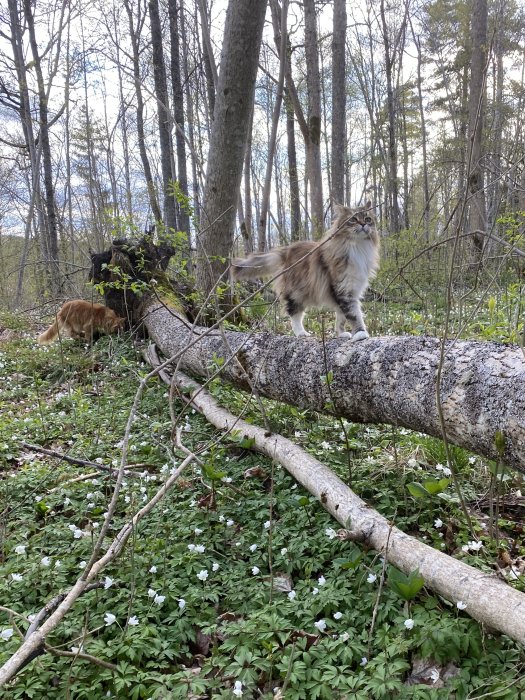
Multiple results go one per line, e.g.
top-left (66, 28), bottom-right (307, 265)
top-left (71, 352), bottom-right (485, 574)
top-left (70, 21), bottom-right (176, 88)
top-left (232, 202), bottom-right (380, 340)
top-left (38, 300), bottom-right (125, 345)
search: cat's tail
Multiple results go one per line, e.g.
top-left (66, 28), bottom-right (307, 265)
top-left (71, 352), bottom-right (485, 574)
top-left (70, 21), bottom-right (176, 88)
top-left (37, 319), bottom-right (60, 345)
top-left (231, 251), bottom-right (282, 280)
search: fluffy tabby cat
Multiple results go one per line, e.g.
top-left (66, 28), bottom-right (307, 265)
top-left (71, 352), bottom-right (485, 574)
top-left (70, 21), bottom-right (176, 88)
top-left (232, 202), bottom-right (380, 340)
top-left (38, 300), bottom-right (125, 345)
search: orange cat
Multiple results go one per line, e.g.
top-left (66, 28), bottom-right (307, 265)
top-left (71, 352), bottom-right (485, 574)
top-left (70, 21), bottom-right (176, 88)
top-left (38, 300), bottom-right (125, 345)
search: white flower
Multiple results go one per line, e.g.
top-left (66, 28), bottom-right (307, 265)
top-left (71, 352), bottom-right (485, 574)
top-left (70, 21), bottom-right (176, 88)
top-left (434, 518), bottom-right (443, 528)
top-left (407, 458), bottom-right (418, 468)
top-left (128, 616), bottom-right (139, 626)
top-left (264, 521), bottom-right (271, 529)
top-left (64, 497), bottom-right (72, 506)
top-left (41, 556), bottom-right (51, 567)
top-left (226, 519), bottom-right (234, 527)
top-left (312, 587), bottom-right (319, 595)
top-left (404, 618), bottom-right (415, 630)
top-left (104, 612), bottom-right (116, 626)
top-left (194, 528), bottom-right (203, 535)
top-left (360, 656), bottom-right (368, 666)
top-left (178, 598), bottom-right (186, 610)
top-left (73, 529), bottom-right (83, 539)
top-left (251, 566), bottom-right (260, 575)
top-left (442, 467), bottom-right (452, 477)
top-left (435, 463), bottom-right (444, 472)
top-left (288, 590), bottom-right (296, 600)
top-left (148, 588), bottom-right (157, 598)
top-left (318, 575), bottom-right (326, 586)
top-left (249, 544), bottom-right (258, 552)
top-left (233, 680), bottom-right (243, 697)
top-left (339, 632), bottom-right (350, 642)
top-left (78, 560), bottom-right (86, 569)
top-left (333, 611), bottom-right (343, 620)
top-left (221, 476), bottom-right (232, 483)
top-left (104, 577), bottom-right (114, 589)
top-left (314, 619), bottom-right (327, 632)
top-left (14, 545), bottom-right (26, 555)
top-left (325, 528), bottom-right (337, 539)
top-left (320, 441), bottom-right (331, 450)
top-left (1, 628), bottom-right (14, 641)
top-left (218, 515), bottom-right (225, 522)
top-left (197, 569), bottom-right (209, 581)
top-left (55, 560), bottom-right (61, 568)
top-left (429, 668), bottom-right (440, 683)
top-left (149, 565), bottom-right (157, 574)
top-left (280, 548), bottom-right (288, 557)
top-left (187, 544), bottom-right (196, 552)
top-left (468, 456), bottom-right (476, 464)
top-left (212, 562), bottom-right (220, 572)
top-left (456, 600), bottom-right (467, 610)
top-left (11, 573), bottom-right (23, 582)
top-left (367, 573), bottom-right (377, 583)
top-left (154, 594), bottom-right (165, 606)
top-left (470, 540), bottom-right (483, 551)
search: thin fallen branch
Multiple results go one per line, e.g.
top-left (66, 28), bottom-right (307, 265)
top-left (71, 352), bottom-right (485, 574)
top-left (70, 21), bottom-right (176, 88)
top-left (148, 355), bottom-right (525, 645)
top-left (20, 442), bottom-right (144, 478)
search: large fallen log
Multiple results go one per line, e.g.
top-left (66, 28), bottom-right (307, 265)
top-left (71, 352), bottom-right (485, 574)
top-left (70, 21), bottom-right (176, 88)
top-left (143, 299), bottom-right (525, 472)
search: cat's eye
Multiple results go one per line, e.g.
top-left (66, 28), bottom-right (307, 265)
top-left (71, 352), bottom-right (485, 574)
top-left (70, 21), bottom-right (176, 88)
top-left (349, 216), bottom-right (358, 223)
top-left (364, 216), bottom-right (373, 224)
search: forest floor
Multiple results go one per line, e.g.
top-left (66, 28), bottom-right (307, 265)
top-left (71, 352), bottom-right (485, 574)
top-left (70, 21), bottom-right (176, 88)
top-left (1, 309), bottom-right (525, 699)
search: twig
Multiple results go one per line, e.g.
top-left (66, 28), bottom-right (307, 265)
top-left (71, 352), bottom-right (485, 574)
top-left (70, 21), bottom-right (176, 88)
top-left (20, 442), bottom-right (144, 478)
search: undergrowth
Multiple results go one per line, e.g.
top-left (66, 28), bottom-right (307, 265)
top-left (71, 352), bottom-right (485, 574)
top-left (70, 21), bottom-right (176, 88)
top-left (0, 311), bottom-right (524, 699)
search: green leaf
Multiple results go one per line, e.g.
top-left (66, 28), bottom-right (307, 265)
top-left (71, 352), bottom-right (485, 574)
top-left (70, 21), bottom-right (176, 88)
top-left (422, 478), bottom-right (450, 494)
top-left (387, 566), bottom-right (425, 600)
top-left (406, 482), bottom-right (429, 498)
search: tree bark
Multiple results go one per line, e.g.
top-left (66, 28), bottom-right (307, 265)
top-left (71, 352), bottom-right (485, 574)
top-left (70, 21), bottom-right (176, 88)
top-left (143, 299), bottom-right (525, 473)
top-left (258, 0), bottom-right (288, 252)
top-left (148, 0), bottom-right (178, 234)
top-left (168, 0), bottom-right (191, 241)
top-left (331, 0), bottom-right (346, 207)
top-left (195, 0), bottom-right (268, 298)
top-left (467, 0), bottom-right (488, 265)
top-left (303, 0), bottom-right (324, 235)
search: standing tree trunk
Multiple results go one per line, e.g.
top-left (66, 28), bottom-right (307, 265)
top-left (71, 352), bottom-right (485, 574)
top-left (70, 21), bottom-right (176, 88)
top-left (258, 0), bottom-right (288, 252)
top-left (331, 0), bottom-right (346, 208)
top-left (286, 89), bottom-right (301, 241)
top-left (303, 0), bottom-right (324, 235)
top-left (149, 0), bottom-right (177, 234)
top-left (124, 0), bottom-right (162, 224)
top-left (467, 0), bottom-right (488, 268)
top-left (23, 0), bottom-right (64, 293)
top-left (168, 0), bottom-right (192, 267)
top-left (195, 0), bottom-right (268, 299)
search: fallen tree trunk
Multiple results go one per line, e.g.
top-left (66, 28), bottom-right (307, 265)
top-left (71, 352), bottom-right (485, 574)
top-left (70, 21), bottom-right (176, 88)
top-left (143, 299), bottom-right (525, 473)
top-left (146, 352), bottom-right (525, 645)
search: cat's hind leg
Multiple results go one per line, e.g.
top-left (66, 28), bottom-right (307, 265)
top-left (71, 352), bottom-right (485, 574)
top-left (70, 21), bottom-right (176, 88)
top-left (284, 296), bottom-right (309, 337)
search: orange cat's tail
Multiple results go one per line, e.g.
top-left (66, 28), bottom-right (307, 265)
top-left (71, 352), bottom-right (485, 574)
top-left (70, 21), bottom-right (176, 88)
top-left (37, 319), bottom-right (60, 345)
top-left (231, 251), bottom-right (282, 280)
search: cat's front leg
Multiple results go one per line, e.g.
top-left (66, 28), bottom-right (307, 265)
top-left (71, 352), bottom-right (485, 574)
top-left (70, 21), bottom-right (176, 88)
top-left (335, 297), bottom-right (369, 342)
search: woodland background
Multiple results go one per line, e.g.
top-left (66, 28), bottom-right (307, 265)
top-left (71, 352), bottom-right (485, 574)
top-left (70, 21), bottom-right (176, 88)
top-left (1, 0), bottom-right (524, 309)
top-left (2, 0), bottom-right (525, 698)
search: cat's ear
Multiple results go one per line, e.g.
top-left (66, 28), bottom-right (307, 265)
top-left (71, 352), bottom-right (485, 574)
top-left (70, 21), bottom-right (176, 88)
top-left (333, 202), bottom-right (351, 217)
top-left (364, 200), bottom-right (374, 212)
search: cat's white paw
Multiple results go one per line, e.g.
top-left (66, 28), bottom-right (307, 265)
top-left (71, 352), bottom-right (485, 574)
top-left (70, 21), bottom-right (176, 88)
top-left (351, 330), bottom-right (369, 342)
top-left (295, 330), bottom-right (310, 338)
top-left (337, 331), bottom-right (353, 339)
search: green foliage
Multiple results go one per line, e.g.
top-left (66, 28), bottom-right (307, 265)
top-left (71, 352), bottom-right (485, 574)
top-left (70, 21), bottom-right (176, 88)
top-left (1, 311), bottom-right (525, 698)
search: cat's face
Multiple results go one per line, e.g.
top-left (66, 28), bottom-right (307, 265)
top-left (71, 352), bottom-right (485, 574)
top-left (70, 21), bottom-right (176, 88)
top-left (334, 201), bottom-right (376, 239)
